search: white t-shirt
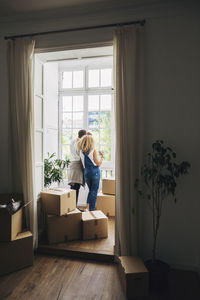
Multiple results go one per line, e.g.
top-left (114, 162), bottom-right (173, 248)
top-left (70, 139), bottom-right (80, 162)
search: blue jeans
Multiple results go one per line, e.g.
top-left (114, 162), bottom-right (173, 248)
top-left (84, 167), bottom-right (100, 211)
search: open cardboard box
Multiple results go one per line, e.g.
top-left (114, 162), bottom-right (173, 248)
top-left (0, 193), bottom-right (24, 242)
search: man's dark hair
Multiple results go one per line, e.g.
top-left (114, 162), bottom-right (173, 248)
top-left (78, 129), bottom-right (86, 138)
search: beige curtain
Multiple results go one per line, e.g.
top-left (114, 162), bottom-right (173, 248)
top-left (114, 25), bottom-right (144, 256)
top-left (8, 38), bottom-right (37, 247)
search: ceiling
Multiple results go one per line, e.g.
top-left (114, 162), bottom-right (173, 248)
top-left (0, 0), bottom-right (163, 20)
top-left (0, 0), bottom-right (104, 16)
top-left (37, 46), bottom-right (113, 62)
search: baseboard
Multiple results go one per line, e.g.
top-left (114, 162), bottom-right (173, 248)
top-left (140, 252), bottom-right (200, 276)
top-left (168, 262), bottom-right (200, 276)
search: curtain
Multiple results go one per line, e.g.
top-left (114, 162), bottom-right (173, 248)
top-left (8, 38), bottom-right (37, 247)
top-left (114, 25), bottom-right (144, 256)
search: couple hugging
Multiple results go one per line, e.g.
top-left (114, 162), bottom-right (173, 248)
top-left (68, 130), bottom-right (104, 211)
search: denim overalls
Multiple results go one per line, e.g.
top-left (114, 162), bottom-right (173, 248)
top-left (83, 152), bottom-right (100, 211)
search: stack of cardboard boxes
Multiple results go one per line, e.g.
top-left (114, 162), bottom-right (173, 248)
top-left (97, 179), bottom-right (115, 217)
top-left (41, 188), bottom-right (108, 244)
top-left (41, 189), bottom-right (82, 244)
top-left (0, 194), bottom-right (33, 276)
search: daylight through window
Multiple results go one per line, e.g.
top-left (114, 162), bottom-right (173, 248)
top-left (58, 56), bottom-right (114, 178)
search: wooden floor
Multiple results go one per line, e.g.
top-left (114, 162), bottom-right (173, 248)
top-left (0, 254), bottom-right (124, 300)
top-left (38, 217), bottom-right (115, 263)
top-left (0, 255), bottom-right (199, 300)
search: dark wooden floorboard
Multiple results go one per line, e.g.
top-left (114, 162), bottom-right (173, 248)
top-left (0, 254), bottom-right (125, 300)
top-left (0, 254), bottom-right (199, 300)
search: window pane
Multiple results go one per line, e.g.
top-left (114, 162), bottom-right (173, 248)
top-left (89, 129), bottom-right (99, 144)
top-left (88, 112), bottom-right (99, 129)
top-left (99, 111), bottom-right (111, 128)
top-left (72, 129), bottom-right (81, 140)
top-left (101, 170), bottom-right (113, 179)
top-left (63, 96), bottom-right (72, 111)
top-left (62, 145), bottom-right (70, 160)
top-left (63, 72), bottom-right (72, 88)
top-left (101, 69), bottom-right (112, 87)
top-left (62, 113), bottom-right (72, 128)
top-left (73, 71), bottom-right (83, 88)
top-left (88, 95), bottom-right (99, 111)
top-left (100, 127), bottom-right (111, 144)
top-left (88, 69), bottom-right (99, 87)
top-left (101, 170), bottom-right (107, 179)
top-left (63, 169), bottom-right (68, 180)
top-left (73, 112), bottom-right (83, 128)
top-left (62, 130), bottom-right (72, 144)
top-left (100, 144), bottom-right (111, 161)
top-left (95, 143), bottom-right (100, 153)
top-left (73, 95), bottom-right (83, 111)
top-left (100, 95), bottom-right (111, 111)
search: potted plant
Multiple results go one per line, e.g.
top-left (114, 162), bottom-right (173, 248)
top-left (135, 140), bottom-right (190, 290)
top-left (44, 153), bottom-right (70, 187)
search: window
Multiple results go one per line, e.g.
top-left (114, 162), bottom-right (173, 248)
top-left (59, 56), bottom-right (114, 177)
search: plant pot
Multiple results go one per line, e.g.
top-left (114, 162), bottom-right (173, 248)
top-left (144, 259), bottom-right (170, 291)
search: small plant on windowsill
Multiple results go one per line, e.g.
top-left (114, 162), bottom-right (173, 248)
top-left (44, 153), bottom-right (70, 187)
top-left (135, 140), bottom-right (190, 290)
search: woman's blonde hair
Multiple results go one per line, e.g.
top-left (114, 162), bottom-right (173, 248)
top-left (78, 134), bottom-right (95, 153)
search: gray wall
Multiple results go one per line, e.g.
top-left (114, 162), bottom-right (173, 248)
top-left (0, 0), bottom-right (199, 272)
top-left (141, 11), bottom-right (200, 272)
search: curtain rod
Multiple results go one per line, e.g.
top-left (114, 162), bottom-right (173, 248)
top-left (4, 19), bottom-right (145, 40)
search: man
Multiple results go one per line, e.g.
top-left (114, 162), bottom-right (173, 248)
top-left (68, 129), bottom-right (86, 204)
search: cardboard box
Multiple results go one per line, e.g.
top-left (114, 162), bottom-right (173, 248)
top-left (82, 210), bottom-right (108, 240)
top-left (47, 208), bottom-right (82, 244)
top-left (0, 231), bottom-right (33, 276)
top-left (41, 188), bottom-right (76, 216)
top-left (96, 193), bottom-right (115, 217)
top-left (102, 179), bottom-right (115, 195)
top-left (0, 206), bottom-right (22, 242)
top-left (118, 256), bottom-right (149, 299)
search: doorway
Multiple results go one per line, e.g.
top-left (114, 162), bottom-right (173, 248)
top-left (34, 45), bottom-right (115, 261)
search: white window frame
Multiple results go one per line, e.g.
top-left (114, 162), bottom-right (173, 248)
top-left (58, 57), bottom-right (115, 172)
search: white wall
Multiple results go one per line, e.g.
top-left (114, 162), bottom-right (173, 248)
top-left (43, 62), bottom-right (59, 158)
top-left (0, 0), bottom-right (199, 272)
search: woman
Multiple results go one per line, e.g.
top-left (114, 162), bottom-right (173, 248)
top-left (78, 134), bottom-right (104, 211)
